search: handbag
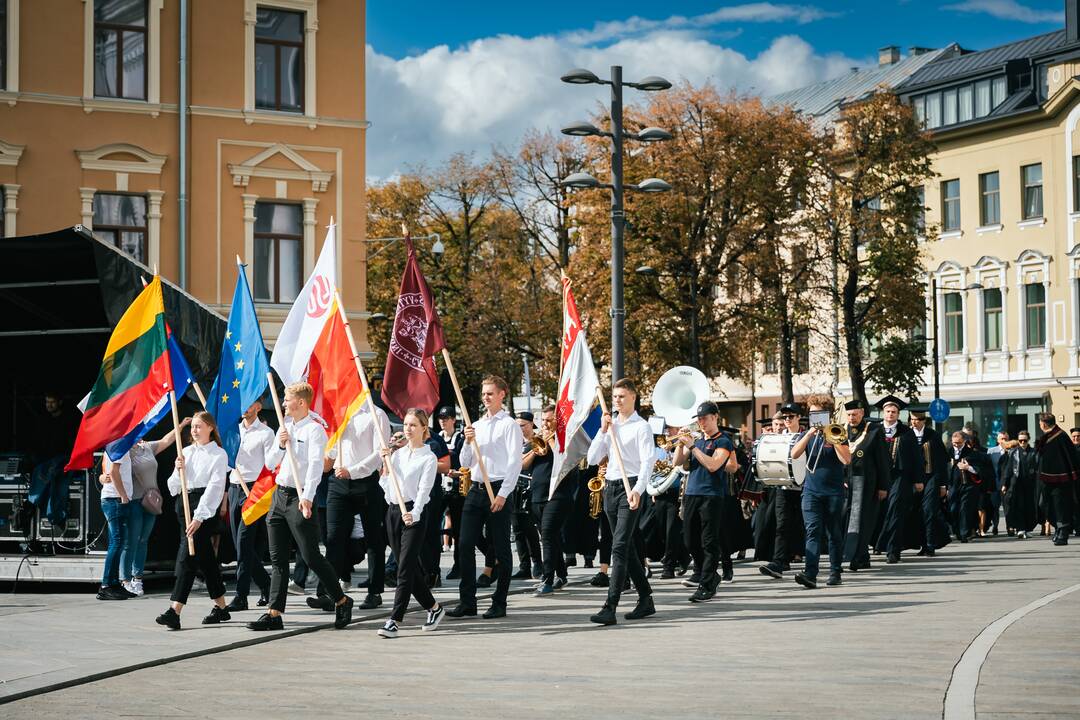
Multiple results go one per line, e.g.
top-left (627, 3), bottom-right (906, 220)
top-left (141, 487), bottom-right (164, 515)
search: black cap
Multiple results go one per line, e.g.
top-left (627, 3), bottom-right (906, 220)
top-left (756, 417), bottom-right (774, 426)
top-left (843, 399), bottom-right (868, 411)
top-left (779, 402), bottom-right (801, 417)
top-left (908, 406), bottom-right (929, 419)
top-left (874, 394), bottom-right (908, 411)
top-left (516, 411), bottom-right (535, 423)
top-left (436, 406), bottom-right (455, 419)
top-left (695, 401), bottom-right (720, 417)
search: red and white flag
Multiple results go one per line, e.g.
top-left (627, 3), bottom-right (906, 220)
top-left (381, 238), bottom-right (446, 416)
top-left (550, 275), bottom-right (601, 496)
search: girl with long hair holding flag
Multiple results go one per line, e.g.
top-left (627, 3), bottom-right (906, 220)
top-left (156, 412), bottom-right (230, 630)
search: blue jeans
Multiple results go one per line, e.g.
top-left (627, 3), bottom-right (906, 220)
top-left (801, 492), bottom-right (845, 580)
top-left (121, 501), bottom-right (156, 580)
top-left (29, 456), bottom-right (73, 524)
top-left (100, 498), bottom-right (127, 587)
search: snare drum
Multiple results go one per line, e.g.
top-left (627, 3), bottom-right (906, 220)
top-left (752, 433), bottom-right (806, 488)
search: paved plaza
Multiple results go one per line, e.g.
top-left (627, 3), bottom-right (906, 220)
top-left (1, 536), bottom-right (1077, 719)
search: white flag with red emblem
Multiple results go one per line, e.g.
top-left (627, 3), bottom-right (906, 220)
top-left (550, 275), bottom-right (602, 496)
top-left (270, 223), bottom-right (337, 385)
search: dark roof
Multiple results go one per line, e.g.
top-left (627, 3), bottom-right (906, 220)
top-left (900, 30), bottom-right (1071, 91)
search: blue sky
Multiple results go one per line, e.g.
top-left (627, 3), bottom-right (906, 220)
top-left (365, 1), bottom-right (1066, 178)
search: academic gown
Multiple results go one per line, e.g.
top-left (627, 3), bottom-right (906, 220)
top-left (902, 429), bottom-right (952, 551)
top-left (1001, 446), bottom-right (1038, 532)
top-left (875, 422), bottom-right (922, 556)
top-left (843, 421), bottom-right (888, 563)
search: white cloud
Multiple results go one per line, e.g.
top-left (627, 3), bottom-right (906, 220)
top-left (942, 0), bottom-right (1064, 23)
top-left (366, 22), bottom-right (863, 180)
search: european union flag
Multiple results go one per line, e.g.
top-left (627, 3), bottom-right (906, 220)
top-left (209, 262), bottom-right (270, 466)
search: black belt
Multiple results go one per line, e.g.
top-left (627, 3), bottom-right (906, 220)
top-left (470, 479), bottom-right (503, 493)
top-left (278, 485), bottom-right (299, 497)
top-left (606, 475), bottom-right (638, 485)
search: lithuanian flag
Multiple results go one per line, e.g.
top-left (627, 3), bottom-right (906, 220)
top-left (66, 276), bottom-right (173, 470)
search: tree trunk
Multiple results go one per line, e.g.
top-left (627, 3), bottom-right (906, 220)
top-left (842, 221), bottom-right (867, 405)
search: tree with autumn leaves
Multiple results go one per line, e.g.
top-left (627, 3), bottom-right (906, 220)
top-left (365, 85), bottom-right (936, 410)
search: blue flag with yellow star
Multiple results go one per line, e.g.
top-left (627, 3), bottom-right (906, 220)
top-left (208, 263), bottom-right (270, 466)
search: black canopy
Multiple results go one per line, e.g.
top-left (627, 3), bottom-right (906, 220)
top-left (0, 226), bottom-right (226, 452)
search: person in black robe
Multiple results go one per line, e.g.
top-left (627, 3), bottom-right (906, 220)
top-left (907, 407), bottom-right (951, 556)
top-left (946, 432), bottom-right (984, 542)
top-left (841, 399), bottom-right (888, 571)
top-left (1035, 413), bottom-right (1079, 546)
top-left (1001, 430), bottom-right (1038, 537)
top-left (872, 395), bottom-right (921, 564)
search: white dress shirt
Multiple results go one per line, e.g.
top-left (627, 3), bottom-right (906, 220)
top-left (883, 421), bottom-right (898, 440)
top-left (167, 441), bottom-right (228, 522)
top-left (335, 404), bottom-right (392, 480)
top-left (102, 453), bottom-right (134, 499)
top-left (459, 408), bottom-right (524, 499)
top-left (587, 411), bottom-right (655, 496)
top-left (232, 418), bottom-right (274, 485)
top-left (380, 443), bottom-right (437, 521)
top-left (266, 413), bottom-right (328, 502)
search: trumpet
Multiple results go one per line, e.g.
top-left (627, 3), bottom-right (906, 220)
top-left (657, 423), bottom-right (702, 452)
top-left (588, 463), bottom-right (606, 519)
top-left (806, 404), bottom-right (847, 474)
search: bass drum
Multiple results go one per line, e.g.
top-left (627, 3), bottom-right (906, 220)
top-left (752, 433), bottom-right (806, 488)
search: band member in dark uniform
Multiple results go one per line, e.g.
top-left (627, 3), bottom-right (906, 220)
top-left (672, 401), bottom-right (733, 602)
top-left (1001, 430), bottom-right (1038, 538)
top-left (436, 406), bottom-right (466, 579)
top-left (513, 412), bottom-right (544, 579)
top-left (1035, 413), bottom-right (1078, 546)
top-left (532, 406), bottom-right (573, 596)
top-left (873, 395), bottom-right (921, 564)
top-left (759, 403), bottom-right (805, 580)
top-left (654, 425), bottom-right (690, 579)
top-left (907, 407), bottom-right (950, 557)
top-left (842, 399), bottom-right (888, 571)
top-left (587, 379), bottom-right (656, 626)
top-left (947, 431), bottom-right (983, 542)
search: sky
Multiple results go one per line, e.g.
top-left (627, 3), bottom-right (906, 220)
top-left (364, 0), bottom-right (1067, 179)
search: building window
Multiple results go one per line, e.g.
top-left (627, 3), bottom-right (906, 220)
top-left (94, 0), bottom-right (148, 100)
top-left (763, 347), bottom-right (778, 374)
top-left (979, 171), bottom-right (1000, 226)
top-left (942, 179), bottom-right (960, 231)
top-left (1021, 163), bottom-right (1043, 220)
top-left (924, 92), bottom-right (942, 129)
top-left (975, 79), bottom-right (992, 118)
top-left (944, 291), bottom-right (963, 354)
top-left (983, 287), bottom-right (1002, 352)
top-left (958, 84), bottom-right (974, 122)
top-left (254, 8), bottom-right (304, 112)
top-left (1025, 283), bottom-right (1046, 348)
top-left (253, 202), bottom-right (302, 303)
top-left (794, 329), bottom-right (810, 374)
top-left (992, 76), bottom-right (1007, 107)
top-left (93, 193), bottom-right (148, 263)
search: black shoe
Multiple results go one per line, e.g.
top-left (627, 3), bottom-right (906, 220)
top-left (589, 604), bottom-right (617, 625)
top-left (306, 595), bottom-right (334, 611)
top-left (682, 573), bottom-right (702, 588)
top-left (476, 573), bottom-right (494, 588)
top-left (676, 562), bottom-right (691, 576)
top-left (689, 585), bottom-right (715, 603)
top-left (155, 607), bottom-right (181, 630)
top-left (247, 612), bottom-right (284, 631)
top-left (444, 604), bottom-right (477, 618)
top-left (794, 572), bottom-right (817, 590)
top-left (446, 566), bottom-right (460, 580)
top-left (721, 568), bottom-right (734, 583)
top-left (96, 585), bottom-right (128, 601)
top-left (482, 604), bottom-right (506, 619)
top-left (660, 568), bottom-right (675, 579)
top-left (565, 555), bottom-right (578, 567)
top-left (334, 595), bottom-right (354, 629)
top-left (532, 562), bottom-right (544, 578)
top-left (886, 554), bottom-right (900, 564)
top-left (511, 567), bottom-right (532, 580)
top-left (826, 573), bottom-right (842, 586)
top-left (224, 597), bottom-right (249, 612)
top-left (624, 596), bottom-right (656, 620)
top-left (992, 527), bottom-right (998, 536)
top-left (1053, 535), bottom-right (1069, 546)
top-left (583, 558), bottom-right (595, 569)
top-left (759, 563), bottom-right (784, 580)
top-left (923, 548), bottom-right (936, 557)
top-left (359, 593), bottom-right (382, 610)
top-left (257, 593), bottom-right (270, 607)
top-left (589, 571), bottom-right (609, 587)
top-left (202, 605), bottom-right (231, 625)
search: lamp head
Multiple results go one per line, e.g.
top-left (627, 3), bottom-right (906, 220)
top-left (561, 121), bottom-right (603, 137)
top-left (560, 172), bottom-right (601, 189)
top-left (635, 126), bottom-right (673, 143)
top-left (561, 68), bottom-right (602, 85)
top-left (632, 75), bottom-right (672, 91)
top-left (633, 178), bottom-right (672, 193)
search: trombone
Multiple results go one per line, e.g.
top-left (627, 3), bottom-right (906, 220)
top-left (805, 405), bottom-right (847, 474)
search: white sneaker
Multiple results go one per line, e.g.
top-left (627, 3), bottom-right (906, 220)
top-left (423, 605), bottom-right (445, 632)
top-left (340, 579), bottom-right (352, 591)
top-left (131, 579), bottom-right (144, 596)
top-left (287, 581), bottom-right (305, 595)
top-left (377, 619), bottom-right (399, 638)
top-left (121, 580), bottom-right (134, 594)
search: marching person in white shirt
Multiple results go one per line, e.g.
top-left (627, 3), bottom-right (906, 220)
top-left (446, 375), bottom-right (524, 620)
top-left (586, 378), bottom-right (656, 626)
top-left (247, 382), bottom-right (354, 631)
top-left (155, 412), bottom-right (230, 630)
top-left (376, 408), bottom-right (445, 638)
top-left (225, 400), bottom-right (275, 612)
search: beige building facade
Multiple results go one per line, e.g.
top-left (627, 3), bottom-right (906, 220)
top-left (0, 0), bottom-right (371, 350)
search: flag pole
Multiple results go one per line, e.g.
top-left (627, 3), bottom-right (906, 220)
top-left (192, 380), bottom-right (251, 497)
top-left (168, 390), bottom-right (196, 556)
top-left (266, 372), bottom-right (305, 498)
top-left (595, 386), bottom-right (634, 499)
top-left (333, 290), bottom-right (409, 518)
top-left (441, 348), bottom-right (496, 505)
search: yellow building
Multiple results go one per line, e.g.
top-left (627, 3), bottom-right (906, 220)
top-left (0, 0), bottom-right (371, 348)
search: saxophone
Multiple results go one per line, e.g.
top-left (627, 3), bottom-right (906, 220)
top-left (588, 463), bottom-right (606, 519)
top-left (458, 466), bottom-right (472, 497)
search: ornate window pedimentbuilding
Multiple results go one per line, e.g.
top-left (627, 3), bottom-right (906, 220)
top-left (1014, 248), bottom-right (1052, 378)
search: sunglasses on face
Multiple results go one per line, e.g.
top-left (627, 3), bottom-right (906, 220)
top-left (782, 414), bottom-right (797, 420)
top-left (1019, 439), bottom-right (1028, 443)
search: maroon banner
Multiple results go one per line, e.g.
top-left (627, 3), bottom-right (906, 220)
top-left (381, 238), bottom-right (446, 416)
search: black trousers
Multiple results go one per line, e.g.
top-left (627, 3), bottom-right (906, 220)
top-left (653, 492), bottom-right (688, 570)
top-left (386, 503), bottom-right (437, 621)
top-left (1048, 483), bottom-right (1075, 532)
top-left (773, 488), bottom-right (801, 567)
top-left (918, 484), bottom-right (945, 551)
top-left (291, 506), bottom-right (327, 587)
top-left (952, 483), bottom-right (980, 538)
top-left (537, 495), bottom-right (571, 583)
top-left (326, 473), bottom-right (384, 591)
top-left (422, 482), bottom-right (445, 578)
top-left (512, 490), bottom-right (541, 570)
top-left (228, 484), bottom-right (269, 600)
top-left (604, 480), bottom-right (651, 607)
top-left (445, 490), bottom-right (465, 567)
top-left (458, 481), bottom-right (512, 608)
top-left (267, 488), bottom-right (344, 613)
top-left (683, 494), bottom-right (725, 586)
top-left (170, 490), bottom-right (226, 605)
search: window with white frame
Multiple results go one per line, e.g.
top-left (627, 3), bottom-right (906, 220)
top-left (983, 287), bottom-right (1002, 351)
top-left (93, 192), bottom-right (148, 263)
top-left (253, 201), bottom-right (303, 303)
top-left (94, 0), bottom-right (147, 100)
top-left (1021, 163), bottom-right (1043, 220)
top-left (979, 171), bottom-right (999, 226)
top-left (255, 8), bottom-right (304, 112)
top-left (945, 292), bottom-right (964, 354)
top-left (1024, 283), bottom-right (1046, 348)
top-left (942, 179), bottom-right (960, 232)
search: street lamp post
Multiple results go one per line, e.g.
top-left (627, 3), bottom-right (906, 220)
top-left (560, 66), bottom-right (672, 381)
